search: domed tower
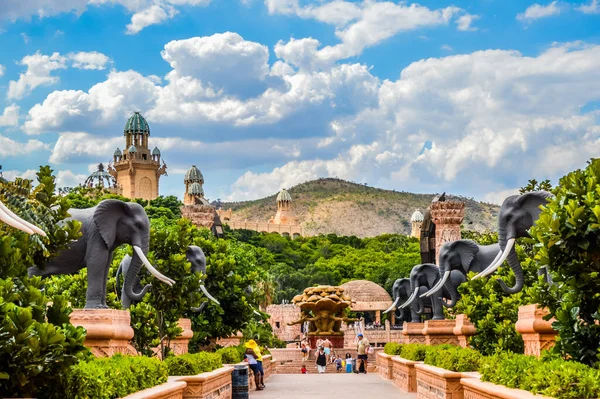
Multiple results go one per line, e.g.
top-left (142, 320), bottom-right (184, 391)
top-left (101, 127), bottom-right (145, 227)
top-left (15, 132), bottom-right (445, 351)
top-left (107, 112), bottom-right (167, 200)
top-left (183, 165), bottom-right (209, 205)
top-left (85, 163), bottom-right (116, 189)
top-left (270, 188), bottom-right (298, 225)
top-left (411, 210), bottom-right (424, 239)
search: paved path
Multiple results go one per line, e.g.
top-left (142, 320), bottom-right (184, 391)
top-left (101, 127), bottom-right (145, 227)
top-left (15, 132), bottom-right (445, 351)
top-left (250, 374), bottom-right (415, 398)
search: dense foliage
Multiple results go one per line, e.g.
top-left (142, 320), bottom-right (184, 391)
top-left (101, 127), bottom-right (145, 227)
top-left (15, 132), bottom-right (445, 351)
top-left (215, 346), bottom-right (243, 364)
top-left (383, 342), bottom-right (403, 355)
top-left (0, 167), bottom-right (87, 398)
top-left (164, 352), bottom-right (223, 376)
top-left (57, 355), bottom-right (168, 399)
top-left (423, 345), bottom-right (481, 372)
top-left (531, 159), bottom-right (600, 367)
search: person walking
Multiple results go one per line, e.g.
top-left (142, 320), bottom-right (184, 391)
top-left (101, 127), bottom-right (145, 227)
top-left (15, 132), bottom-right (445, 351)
top-left (345, 353), bottom-right (353, 373)
top-left (322, 338), bottom-right (333, 361)
top-left (316, 347), bottom-right (327, 374)
top-left (245, 340), bottom-right (266, 388)
top-left (244, 345), bottom-right (263, 390)
top-left (356, 333), bottom-right (370, 374)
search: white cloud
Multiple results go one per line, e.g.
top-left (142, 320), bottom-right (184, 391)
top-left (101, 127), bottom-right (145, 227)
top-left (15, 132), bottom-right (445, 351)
top-left (0, 0), bottom-right (88, 22)
top-left (8, 52), bottom-right (67, 100)
top-left (0, 64), bottom-right (5, 76)
top-left (21, 33), bottom-right (30, 43)
top-left (69, 51), bottom-right (110, 70)
top-left (271, 1), bottom-right (462, 68)
top-left (577, 0), bottom-right (600, 14)
top-left (49, 132), bottom-right (121, 163)
top-left (0, 104), bottom-right (20, 127)
top-left (441, 44), bottom-right (453, 51)
top-left (126, 4), bottom-right (177, 34)
top-left (517, 2), bottom-right (561, 21)
top-left (1, 169), bottom-right (39, 181)
top-left (0, 135), bottom-right (47, 157)
top-left (483, 188), bottom-right (520, 205)
top-left (56, 169), bottom-right (88, 188)
top-left (456, 14), bottom-right (479, 31)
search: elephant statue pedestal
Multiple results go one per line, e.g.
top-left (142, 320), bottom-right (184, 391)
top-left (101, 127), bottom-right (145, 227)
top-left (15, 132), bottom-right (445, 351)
top-left (515, 304), bottom-right (557, 357)
top-left (453, 315), bottom-right (476, 348)
top-left (169, 318), bottom-right (194, 355)
top-left (70, 309), bottom-right (136, 357)
top-left (401, 322), bottom-right (425, 344)
top-left (423, 319), bottom-right (459, 346)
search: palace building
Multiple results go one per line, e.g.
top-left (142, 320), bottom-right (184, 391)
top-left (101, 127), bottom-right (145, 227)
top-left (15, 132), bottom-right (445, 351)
top-left (107, 112), bottom-right (167, 201)
top-left (180, 164), bottom-right (224, 238)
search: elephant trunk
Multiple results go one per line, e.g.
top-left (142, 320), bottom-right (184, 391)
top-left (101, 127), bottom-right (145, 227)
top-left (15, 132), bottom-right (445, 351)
top-left (124, 239), bottom-right (152, 302)
top-left (497, 234), bottom-right (523, 294)
top-left (416, 296), bottom-right (424, 314)
top-left (443, 280), bottom-right (459, 308)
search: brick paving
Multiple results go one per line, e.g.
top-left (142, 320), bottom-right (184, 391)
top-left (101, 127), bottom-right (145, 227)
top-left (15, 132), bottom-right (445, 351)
top-left (250, 373), bottom-right (415, 398)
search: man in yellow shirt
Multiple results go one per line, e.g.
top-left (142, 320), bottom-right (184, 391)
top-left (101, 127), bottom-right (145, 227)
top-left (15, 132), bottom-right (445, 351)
top-left (356, 333), bottom-right (370, 374)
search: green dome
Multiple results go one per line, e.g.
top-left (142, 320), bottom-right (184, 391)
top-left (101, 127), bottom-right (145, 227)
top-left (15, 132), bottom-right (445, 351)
top-left (85, 163), bottom-right (115, 188)
top-left (128, 145), bottom-right (137, 153)
top-left (113, 147), bottom-right (122, 156)
top-left (188, 182), bottom-right (204, 196)
top-left (124, 112), bottom-right (150, 136)
top-left (152, 147), bottom-right (161, 155)
top-left (184, 165), bottom-right (204, 184)
top-left (277, 188), bottom-right (292, 202)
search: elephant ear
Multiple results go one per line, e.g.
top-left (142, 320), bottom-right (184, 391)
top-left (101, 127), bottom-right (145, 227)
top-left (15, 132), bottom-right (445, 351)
top-left (517, 191), bottom-right (553, 219)
top-left (93, 200), bottom-right (130, 248)
top-left (453, 240), bottom-right (479, 273)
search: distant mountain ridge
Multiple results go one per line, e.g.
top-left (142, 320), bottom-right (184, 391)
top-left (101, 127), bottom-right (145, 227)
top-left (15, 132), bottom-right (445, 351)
top-left (215, 178), bottom-right (499, 237)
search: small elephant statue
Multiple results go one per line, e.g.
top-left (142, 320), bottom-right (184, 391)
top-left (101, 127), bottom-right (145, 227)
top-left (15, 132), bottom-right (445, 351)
top-left (28, 199), bottom-right (175, 309)
top-left (116, 245), bottom-right (219, 310)
top-left (0, 200), bottom-right (46, 236)
top-left (473, 191), bottom-right (553, 294)
top-left (383, 278), bottom-right (426, 324)
top-left (400, 263), bottom-right (465, 318)
top-left (421, 240), bottom-right (501, 304)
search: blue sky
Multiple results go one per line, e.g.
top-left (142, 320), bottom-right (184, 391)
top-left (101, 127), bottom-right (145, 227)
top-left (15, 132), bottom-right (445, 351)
top-left (0, 0), bottom-right (599, 204)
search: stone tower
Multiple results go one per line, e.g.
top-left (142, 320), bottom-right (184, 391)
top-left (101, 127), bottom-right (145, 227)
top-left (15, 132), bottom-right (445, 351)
top-left (108, 112), bottom-right (167, 200)
top-left (410, 210), bottom-right (423, 239)
top-left (183, 165), bottom-right (209, 206)
top-left (270, 188), bottom-right (298, 225)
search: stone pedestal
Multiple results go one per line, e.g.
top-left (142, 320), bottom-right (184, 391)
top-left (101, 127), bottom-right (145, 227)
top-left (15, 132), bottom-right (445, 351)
top-left (170, 318), bottom-right (194, 355)
top-left (515, 304), bottom-right (557, 357)
top-left (70, 309), bottom-right (136, 357)
top-left (423, 319), bottom-right (459, 346)
top-left (453, 314), bottom-right (476, 348)
top-left (401, 322), bottom-right (425, 344)
top-left (308, 335), bottom-right (345, 349)
top-left (430, 201), bottom-right (465, 264)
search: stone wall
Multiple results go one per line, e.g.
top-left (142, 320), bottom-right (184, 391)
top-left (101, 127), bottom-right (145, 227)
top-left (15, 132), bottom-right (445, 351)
top-left (266, 304), bottom-right (302, 342)
top-left (181, 205), bottom-right (219, 230)
top-left (341, 322), bottom-right (404, 347)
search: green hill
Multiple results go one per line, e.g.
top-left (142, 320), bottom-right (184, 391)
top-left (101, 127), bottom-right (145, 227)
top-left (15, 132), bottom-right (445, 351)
top-left (216, 178), bottom-right (499, 237)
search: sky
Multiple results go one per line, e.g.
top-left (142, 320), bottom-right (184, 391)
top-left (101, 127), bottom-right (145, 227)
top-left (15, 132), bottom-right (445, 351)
top-left (0, 0), bottom-right (599, 204)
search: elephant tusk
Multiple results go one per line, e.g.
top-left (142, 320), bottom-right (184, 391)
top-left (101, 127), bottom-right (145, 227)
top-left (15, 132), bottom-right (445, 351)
top-left (0, 201), bottom-right (46, 236)
top-left (400, 287), bottom-right (419, 309)
top-left (474, 239), bottom-right (515, 279)
top-left (472, 247), bottom-right (504, 280)
top-left (422, 271), bottom-right (450, 297)
top-left (133, 245), bottom-right (175, 286)
top-left (253, 310), bottom-right (262, 316)
top-left (384, 297), bottom-right (400, 314)
top-left (200, 284), bottom-right (220, 305)
top-left (0, 203), bottom-right (34, 234)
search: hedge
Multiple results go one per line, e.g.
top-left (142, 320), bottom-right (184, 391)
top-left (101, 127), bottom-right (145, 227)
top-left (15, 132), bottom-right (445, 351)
top-left (58, 355), bottom-right (168, 399)
top-left (480, 352), bottom-right (600, 399)
top-left (423, 345), bottom-right (481, 372)
top-left (399, 343), bottom-right (430, 361)
top-left (383, 342), bottom-right (403, 355)
top-left (164, 352), bottom-right (223, 376)
top-left (216, 346), bottom-right (244, 364)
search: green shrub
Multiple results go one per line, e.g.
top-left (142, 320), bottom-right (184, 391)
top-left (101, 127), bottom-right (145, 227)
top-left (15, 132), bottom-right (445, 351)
top-left (399, 343), bottom-right (430, 361)
top-left (164, 352), bottom-right (223, 376)
top-left (481, 352), bottom-right (600, 399)
top-left (530, 158), bottom-right (600, 367)
top-left (58, 355), bottom-right (168, 399)
top-left (384, 342), bottom-right (403, 355)
top-left (216, 346), bottom-right (243, 364)
top-left (423, 345), bottom-right (481, 372)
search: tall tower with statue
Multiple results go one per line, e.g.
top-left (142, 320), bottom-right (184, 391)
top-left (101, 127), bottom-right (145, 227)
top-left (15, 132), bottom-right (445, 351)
top-left (108, 112), bottom-right (167, 201)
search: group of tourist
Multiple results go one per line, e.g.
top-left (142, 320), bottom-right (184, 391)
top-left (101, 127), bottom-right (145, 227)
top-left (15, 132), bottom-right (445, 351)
top-left (298, 333), bottom-right (371, 374)
top-left (243, 339), bottom-right (267, 391)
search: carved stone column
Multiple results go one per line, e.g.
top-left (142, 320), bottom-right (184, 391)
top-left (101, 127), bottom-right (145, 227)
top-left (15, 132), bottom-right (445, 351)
top-left (169, 318), bottom-right (194, 355)
top-left (70, 309), bottom-right (136, 357)
top-left (401, 322), bottom-right (425, 344)
top-left (430, 201), bottom-right (465, 264)
top-left (453, 314), bottom-right (476, 348)
top-left (515, 304), bottom-right (557, 357)
top-left (423, 319), bottom-right (459, 346)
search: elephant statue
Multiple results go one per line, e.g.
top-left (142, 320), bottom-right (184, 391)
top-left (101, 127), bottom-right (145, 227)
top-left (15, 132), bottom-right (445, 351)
top-left (400, 263), bottom-right (465, 318)
top-left (473, 191), bottom-right (553, 294)
top-left (383, 278), bottom-right (422, 323)
top-left (28, 199), bottom-right (175, 309)
top-left (421, 240), bottom-right (501, 306)
top-left (116, 245), bottom-right (219, 310)
top-left (0, 200), bottom-right (46, 236)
